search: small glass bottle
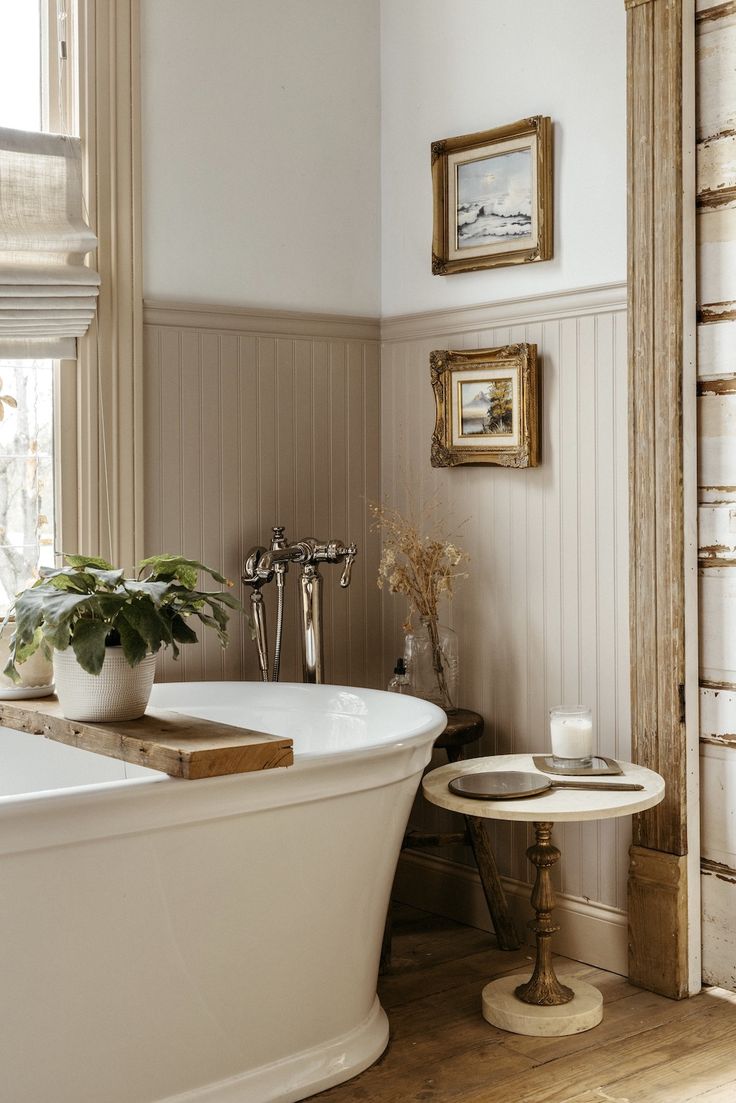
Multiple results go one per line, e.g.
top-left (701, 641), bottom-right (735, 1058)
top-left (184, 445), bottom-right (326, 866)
top-left (387, 657), bottom-right (410, 694)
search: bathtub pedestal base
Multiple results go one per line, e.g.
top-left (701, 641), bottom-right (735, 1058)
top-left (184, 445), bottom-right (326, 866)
top-left (0, 682), bottom-right (446, 1103)
top-left (160, 997), bottom-right (389, 1103)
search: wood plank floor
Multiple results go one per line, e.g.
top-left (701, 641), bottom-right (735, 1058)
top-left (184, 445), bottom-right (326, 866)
top-left (314, 905), bottom-right (736, 1103)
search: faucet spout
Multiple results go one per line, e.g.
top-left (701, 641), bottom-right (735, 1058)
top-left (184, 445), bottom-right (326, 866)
top-left (242, 526), bottom-right (357, 684)
top-left (254, 540), bottom-right (311, 582)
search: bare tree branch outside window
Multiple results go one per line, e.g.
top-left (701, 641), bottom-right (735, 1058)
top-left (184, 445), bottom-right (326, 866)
top-left (0, 360), bottom-right (55, 611)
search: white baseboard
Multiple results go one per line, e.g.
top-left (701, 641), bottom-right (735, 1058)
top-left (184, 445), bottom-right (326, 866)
top-left (394, 850), bottom-right (628, 977)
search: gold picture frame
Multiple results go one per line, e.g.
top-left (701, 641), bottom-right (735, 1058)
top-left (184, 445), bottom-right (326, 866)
top-left (431, 116), bottom-right (552, 275)
top-left (430, 344), bottom-right (539, 469)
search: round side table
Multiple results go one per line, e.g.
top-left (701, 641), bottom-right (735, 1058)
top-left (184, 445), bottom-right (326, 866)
top-left (422, 753), bottom-right (665, 1038)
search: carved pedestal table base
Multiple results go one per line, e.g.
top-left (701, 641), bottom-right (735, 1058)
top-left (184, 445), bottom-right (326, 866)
top-left (421, 754), bottom-right (665, 1038)
top-left (481, 821), bottom-right (602, 1037)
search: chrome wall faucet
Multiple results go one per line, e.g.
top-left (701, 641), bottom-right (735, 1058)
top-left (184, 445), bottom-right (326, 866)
top-left (242, 526), bottom-right (357, 684)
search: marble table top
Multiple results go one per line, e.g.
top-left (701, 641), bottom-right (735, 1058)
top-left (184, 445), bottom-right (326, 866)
top-left (422, 753), bottom-right (665, 823)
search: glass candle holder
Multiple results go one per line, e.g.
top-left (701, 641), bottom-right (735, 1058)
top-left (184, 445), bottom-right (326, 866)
top-left (549, 705), bottom-right (594, 769)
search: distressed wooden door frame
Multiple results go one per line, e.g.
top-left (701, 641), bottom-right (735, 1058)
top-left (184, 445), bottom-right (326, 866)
top-left (626, 0), bottom-right (701, 998)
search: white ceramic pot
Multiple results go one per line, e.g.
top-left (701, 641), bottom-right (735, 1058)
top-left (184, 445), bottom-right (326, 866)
top-left (0, 625), bottom-right (55, 700)
top-left (53, 646), bottom-right (157, 722)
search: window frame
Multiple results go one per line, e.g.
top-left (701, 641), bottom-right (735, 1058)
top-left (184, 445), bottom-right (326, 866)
top-left (44, 0), bottom-right (144, 572)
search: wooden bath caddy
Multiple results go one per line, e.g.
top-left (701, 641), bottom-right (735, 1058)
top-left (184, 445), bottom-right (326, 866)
top-left (0, 696), bottom-right (294, 779)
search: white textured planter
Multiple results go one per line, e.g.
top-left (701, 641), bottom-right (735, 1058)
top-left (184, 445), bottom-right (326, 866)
top-left (53, 647), bottom-right (157, 722)
top-left (0, 625), bottom-right (55, 699)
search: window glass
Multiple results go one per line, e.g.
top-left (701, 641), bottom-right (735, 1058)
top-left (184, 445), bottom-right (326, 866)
top-left (0, 4), bottom-right (56, 609)
top-left (0, 361), bottom-right (55, 608)
top-left (0, 1), bottom-right (42, 131)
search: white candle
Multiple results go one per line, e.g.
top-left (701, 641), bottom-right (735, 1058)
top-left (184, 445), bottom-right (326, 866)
top-left (549, 707), bottom-right (593, 763)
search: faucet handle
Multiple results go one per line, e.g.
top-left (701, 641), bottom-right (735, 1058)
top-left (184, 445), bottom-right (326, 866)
top-left (338, 544), bottom-right (357, 588)
top-left (271, 525), bottom-right (287, 549)
top-left (299, 538), bottom-right (357, 583)
top-left (311, 540), bottom-right (340, 564)
top-left (242, 545), bottom-right (266, 585)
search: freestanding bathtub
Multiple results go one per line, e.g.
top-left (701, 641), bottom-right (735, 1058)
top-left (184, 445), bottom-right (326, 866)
top-left (0, 681), bottom-right (445, 1103)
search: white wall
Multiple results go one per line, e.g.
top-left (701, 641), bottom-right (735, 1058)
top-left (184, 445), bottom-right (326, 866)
top-left (141, 0), bottom-right (625, 319)
top-left (140, 0), bottom-right (381, 316)
top-left (380, 0), bottom-right (627, 317)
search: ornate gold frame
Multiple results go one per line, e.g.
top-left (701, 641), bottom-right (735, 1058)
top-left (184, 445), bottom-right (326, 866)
top-left (431, 116), bottom-right (553, 275)
top-left (430, 344), bottom-right (539, 469)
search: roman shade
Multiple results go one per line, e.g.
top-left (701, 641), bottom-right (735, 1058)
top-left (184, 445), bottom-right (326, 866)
top-left (0, 126), bottom-right (99, 359)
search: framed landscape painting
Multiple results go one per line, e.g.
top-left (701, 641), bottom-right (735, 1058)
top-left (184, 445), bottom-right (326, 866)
top-left (431, 116), bottom-right (552, 275)
top-left (430, 344), bottom-right (539, 468)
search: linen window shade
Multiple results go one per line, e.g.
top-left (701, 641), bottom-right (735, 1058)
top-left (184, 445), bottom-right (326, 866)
top-left (0, 126), bottom-right (99, 360)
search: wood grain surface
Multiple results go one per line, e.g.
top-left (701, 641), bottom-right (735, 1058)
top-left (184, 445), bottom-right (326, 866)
top-left (626, 0), bottom-right (698, 999)
top-left (628, 0), bottom-right (689, 860)
top-left (318, 905), bottom-right (736, 1103)
top-left (0, 697), bottom-right (293, 779)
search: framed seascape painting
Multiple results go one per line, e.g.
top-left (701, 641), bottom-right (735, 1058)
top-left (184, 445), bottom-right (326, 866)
top-left (430, 344), bottom-right (539, 469)
top-left (431, 116), bottom-right (552, 275)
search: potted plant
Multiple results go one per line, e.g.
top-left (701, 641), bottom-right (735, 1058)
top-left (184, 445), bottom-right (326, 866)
top-left (0, 617), bottom-right (54, 700)
top-left (3, 554), bottom-right (241, 722)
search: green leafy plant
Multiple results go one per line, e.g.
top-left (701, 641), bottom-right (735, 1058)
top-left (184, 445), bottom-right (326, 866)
top-left (3, 554), bottom-right (242, 682)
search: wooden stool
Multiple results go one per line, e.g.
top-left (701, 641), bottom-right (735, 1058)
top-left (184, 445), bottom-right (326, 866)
top-left (381, 709), bottom-right (520, 969)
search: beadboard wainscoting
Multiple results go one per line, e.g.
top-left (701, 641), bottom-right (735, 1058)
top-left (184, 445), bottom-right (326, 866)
top-left (142, 302), bottom-right (382, 687)
top-left (382, 282), bottom-right (630, 974)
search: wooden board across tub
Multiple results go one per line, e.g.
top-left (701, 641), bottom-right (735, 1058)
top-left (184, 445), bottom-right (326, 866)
top-left (0, 697), bottom-right (294, 779)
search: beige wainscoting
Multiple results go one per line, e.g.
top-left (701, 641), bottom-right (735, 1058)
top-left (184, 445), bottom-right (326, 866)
top-left (142, 285), bottom-right (630, 972)
top-left (382, 282), bottom-right (630, 974)
top-left (142, 301), bottom-right (381, 687)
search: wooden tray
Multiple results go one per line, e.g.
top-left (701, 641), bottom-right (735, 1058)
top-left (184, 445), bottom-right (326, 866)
top-left (0, 696), bottom-right (293, 779)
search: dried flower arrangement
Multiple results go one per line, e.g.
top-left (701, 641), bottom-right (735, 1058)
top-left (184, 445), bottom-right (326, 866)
top-left (370, 500), bottom-right (468, 709)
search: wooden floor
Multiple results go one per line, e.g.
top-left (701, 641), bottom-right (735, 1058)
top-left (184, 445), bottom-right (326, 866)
top-left (314, 905), bottom-right (736, 1103)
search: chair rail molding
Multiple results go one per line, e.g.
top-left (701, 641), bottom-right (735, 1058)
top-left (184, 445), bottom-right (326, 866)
top-left (626, 0), bottom-right (700, 998)
top-left (380, 281), bottom-right (626, 343)
top-left (143, 301), bottom-right (380, 342)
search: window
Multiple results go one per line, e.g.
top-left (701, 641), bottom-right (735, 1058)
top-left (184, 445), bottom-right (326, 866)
top-left (0, 2), bottom-right (42, 132)
top-left (0, 360), bottom-right (55, 606)
top-left (2, 2), bottom-right (142, 575)
top-left (0, 2), bottom-right (58, 606)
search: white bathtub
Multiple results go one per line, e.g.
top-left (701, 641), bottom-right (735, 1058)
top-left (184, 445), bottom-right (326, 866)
top-left (0, 681), bottom-right (445, 1103)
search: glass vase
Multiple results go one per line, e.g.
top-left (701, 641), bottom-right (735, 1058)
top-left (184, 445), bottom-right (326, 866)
top-left (404, 617), bottom-right (458, 711)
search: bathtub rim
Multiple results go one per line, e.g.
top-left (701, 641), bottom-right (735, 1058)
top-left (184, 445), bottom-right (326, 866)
top-left (148, 679), bottom-right (447, 751)
top-left (0, 722), bottom-right (441, 857)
